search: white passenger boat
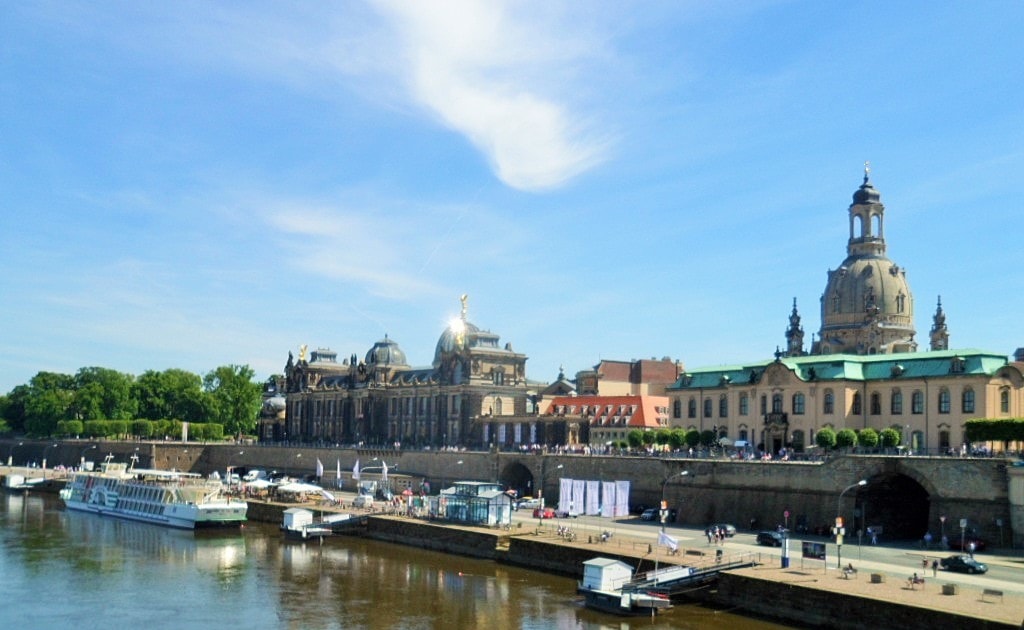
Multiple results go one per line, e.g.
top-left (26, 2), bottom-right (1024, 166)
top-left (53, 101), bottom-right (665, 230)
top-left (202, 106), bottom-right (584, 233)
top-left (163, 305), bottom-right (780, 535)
top-left (59, 457), bottom-right (247, 529)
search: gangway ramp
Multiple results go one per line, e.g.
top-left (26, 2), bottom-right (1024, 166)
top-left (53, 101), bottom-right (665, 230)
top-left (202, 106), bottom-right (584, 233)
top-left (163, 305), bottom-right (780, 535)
top-left (623, 554), bottom-right (758, 599)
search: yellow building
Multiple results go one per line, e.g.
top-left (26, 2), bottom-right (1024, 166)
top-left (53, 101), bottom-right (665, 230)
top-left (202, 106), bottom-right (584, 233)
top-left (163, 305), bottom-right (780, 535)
top-left (667, 171), bottom-right (1024, 454)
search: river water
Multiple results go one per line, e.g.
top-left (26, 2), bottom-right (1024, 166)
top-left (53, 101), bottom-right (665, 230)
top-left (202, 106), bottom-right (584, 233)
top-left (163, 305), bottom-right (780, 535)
top-left (0, 492), bottom-right (795, 630)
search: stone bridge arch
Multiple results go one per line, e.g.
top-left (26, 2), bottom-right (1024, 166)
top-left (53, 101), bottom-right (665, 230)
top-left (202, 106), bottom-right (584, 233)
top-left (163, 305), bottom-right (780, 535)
top-left (498, 460), bottom-right (537, 499)
top-left (857, 472), bottom-right (931, 540)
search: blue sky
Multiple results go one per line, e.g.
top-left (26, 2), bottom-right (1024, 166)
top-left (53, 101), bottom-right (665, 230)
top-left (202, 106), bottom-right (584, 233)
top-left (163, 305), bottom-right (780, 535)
top-left (2, 2), bottom-right (1023, 394)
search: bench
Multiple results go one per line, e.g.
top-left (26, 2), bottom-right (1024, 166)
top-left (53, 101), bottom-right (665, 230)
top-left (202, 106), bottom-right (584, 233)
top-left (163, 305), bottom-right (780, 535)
top-left (982, 588), bottom-right (1004, 602)
top-left (907, 576), bottom-right (926, 590)
top-left (842, 567), bottom-right (858, 579)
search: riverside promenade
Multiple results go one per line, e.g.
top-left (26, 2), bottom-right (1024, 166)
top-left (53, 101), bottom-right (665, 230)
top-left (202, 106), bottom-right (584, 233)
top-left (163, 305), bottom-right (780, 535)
top-left (8, 466), bottom-right (1024, 629)
top-left (245, 485), bottom-right (1024, 630)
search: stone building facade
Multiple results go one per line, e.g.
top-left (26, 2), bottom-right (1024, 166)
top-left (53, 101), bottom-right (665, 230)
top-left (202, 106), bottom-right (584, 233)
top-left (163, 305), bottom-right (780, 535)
top-left (667, 171), bottom-right (1024, 454)
top-left (269, 297), bottom-right (572, 449)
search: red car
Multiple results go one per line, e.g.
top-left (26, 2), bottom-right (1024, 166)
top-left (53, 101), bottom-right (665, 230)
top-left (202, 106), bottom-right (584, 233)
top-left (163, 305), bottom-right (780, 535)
top-left (533, 507), bottom-right (556, 519)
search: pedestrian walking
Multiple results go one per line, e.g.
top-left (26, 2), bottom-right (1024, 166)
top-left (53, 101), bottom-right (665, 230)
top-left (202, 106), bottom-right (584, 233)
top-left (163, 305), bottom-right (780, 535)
top-left (931, 559), bottom-right (938, 577)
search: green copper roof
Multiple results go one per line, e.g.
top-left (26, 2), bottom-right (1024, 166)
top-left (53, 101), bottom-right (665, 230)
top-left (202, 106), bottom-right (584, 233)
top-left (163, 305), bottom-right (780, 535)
top-left (669, 349), bottom-right (1010, 390)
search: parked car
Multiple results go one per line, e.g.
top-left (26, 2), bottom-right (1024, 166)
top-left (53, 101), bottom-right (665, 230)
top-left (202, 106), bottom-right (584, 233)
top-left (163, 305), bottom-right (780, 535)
top-left (709, 523), bottom-right (737, 537)
top-left (533, 507), bottom-right (556, 519)
top-left (640, 508), bottom-right (677, 522)
top-left (352, 494), bottom-right (374, 509)
top-left (756, 531), bottom-right (784, 547)
top-left (517, 497), bottom-right (542, 510)
top-left (940, 555), bottom-right (988, 574)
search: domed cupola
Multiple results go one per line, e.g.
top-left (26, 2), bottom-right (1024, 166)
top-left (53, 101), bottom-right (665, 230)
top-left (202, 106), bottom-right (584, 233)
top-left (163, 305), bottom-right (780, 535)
top-left (365, 335), bottom-right (408, 367)
top-left (816, 165), bottom-right (917, 356)
top-left (852, 174), bottom-right (881, 205)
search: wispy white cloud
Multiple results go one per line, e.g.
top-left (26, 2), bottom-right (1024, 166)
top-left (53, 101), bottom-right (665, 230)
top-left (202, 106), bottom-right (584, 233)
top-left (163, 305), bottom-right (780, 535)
top-left (373, 1), bottom-right (612, 191)
top-left (256, 192), bottom-right (524, 300)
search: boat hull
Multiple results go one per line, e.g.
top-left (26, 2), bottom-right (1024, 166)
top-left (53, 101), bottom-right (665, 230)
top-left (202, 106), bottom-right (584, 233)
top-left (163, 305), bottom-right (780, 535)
top-left (578, 587), bottom-right (672, 616)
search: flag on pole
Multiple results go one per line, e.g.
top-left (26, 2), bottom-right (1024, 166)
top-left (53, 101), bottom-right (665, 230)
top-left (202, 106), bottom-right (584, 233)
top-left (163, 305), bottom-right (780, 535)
top-left (352, 459), bottom-right (361, 480)
top-left (316, 457), bottom-right (324, 478)
top-left (336, 459), bottom-right (342, 489)
top-left (658, 530), bottom-right (679, 553)
top-left (381, 461), bottom-right (389, 483)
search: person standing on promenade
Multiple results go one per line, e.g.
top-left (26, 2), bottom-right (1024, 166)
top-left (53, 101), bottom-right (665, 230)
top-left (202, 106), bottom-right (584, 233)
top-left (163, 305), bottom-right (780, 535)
top-left (931, 559), bottom-right (938, 577)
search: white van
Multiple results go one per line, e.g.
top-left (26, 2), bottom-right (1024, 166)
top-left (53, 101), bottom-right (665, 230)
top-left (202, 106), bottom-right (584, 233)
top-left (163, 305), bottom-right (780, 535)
top-left (352, 495), bottom-right (374, 509)
top-left (243, 469), bottom-right (266, 482)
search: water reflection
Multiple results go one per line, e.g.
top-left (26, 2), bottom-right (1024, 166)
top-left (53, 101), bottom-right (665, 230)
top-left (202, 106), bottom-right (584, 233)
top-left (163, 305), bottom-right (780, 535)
top-left (0, 493), bottom-right (793, 630)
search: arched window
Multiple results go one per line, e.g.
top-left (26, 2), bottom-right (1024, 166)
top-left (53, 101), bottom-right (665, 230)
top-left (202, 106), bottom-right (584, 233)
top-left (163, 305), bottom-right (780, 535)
top-left (494, 398), bottom-right (503, 415)
top-left (824, 390), bottom-right (835, 414)
top-left (771, 393), bottom-right (783, 413)
top-left (938, 388), bottom-right (950, 414)
top-left (739, 393), bottom-right (749, 416)
top-left (870, 392), bottom-right (881, 415)
top-left (792, 393), bottom-right (805, 415)
top-left (891, 390), bottom-right (903, 415)
top-left (719, 395), bottom-right (728, 418)
top-left (912, 391), bottom-right (924, 414)
top-left (1001, 388), bottom-right (1010, 414)
top-left (852, 392), bottom-right (862, 415)
top-left (673, 399), bottom-right (682, 419)
top-left (791, 430), bottom-right (805, 450)
top-left (962, 388), bottom-right (975, 414)
top-left (688, 398), bottom-right (697, 418)
top-left (703, 398), bottom-right (712, 418)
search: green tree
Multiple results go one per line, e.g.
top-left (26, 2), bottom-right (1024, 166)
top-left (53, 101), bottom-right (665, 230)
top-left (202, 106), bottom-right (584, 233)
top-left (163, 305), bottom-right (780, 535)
top-left (130, 419), bottom-right (154, 439)
top-left (84, 420), bottom-right (109, 438)
top-left (816, 427), bottom-right (837, 450)
top-left (668, 429), bottom-right (686, 450)
top-left (857, 427), bottom-right (879, 448)
top-left (879, 428), bottom-right (901, 448)
top-left (1, 386), bottom-right (30, 433)
top-left (654, 429), bottom-right (672, 446)
top-left (203, 365), bottom-right (262, 438)
top-left (24, 372), bottom-right (75, 436)
top-left (641, 430), bottom-right (656, 446)
top-left (683, 429), bottom-right (700, 448)
top-left (699, 429), bottom-right (716, 447)
top-left (135, 369), bottom-right (211, 423)
top-left (72, 367), bottom-right (137, 421)
top-left (65, 419), bottom-right (84, 437)
top-left (626, 429), bottom-right (644, 448)
top-left (836, 428), bottom-right (858, 449)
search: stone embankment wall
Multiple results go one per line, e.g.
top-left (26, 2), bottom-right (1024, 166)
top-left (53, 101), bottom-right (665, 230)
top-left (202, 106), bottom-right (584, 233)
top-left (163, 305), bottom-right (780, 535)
top-left (2, 439), bottom-right (1017, 545)
top-left (714, 572), bottom-right (1019, 630)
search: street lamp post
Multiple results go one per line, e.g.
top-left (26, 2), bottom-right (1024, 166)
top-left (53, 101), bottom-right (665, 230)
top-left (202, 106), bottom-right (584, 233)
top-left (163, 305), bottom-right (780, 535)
top-left (835, 479), bottom-right (867, 569)
top-left (7, 441), bottom-right (24, 467)
top-left (660, 471), bottom-right (690, 533)
top-left (42, 442), bottom-right (59, 478)
top-left (79, 444), bottom-right (98, 471)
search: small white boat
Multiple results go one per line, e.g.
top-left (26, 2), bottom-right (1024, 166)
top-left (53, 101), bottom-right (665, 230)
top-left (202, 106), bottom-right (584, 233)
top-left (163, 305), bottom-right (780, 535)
top-left (3, 474), bottom-right (45, 493)
top-left (59, 456), bottom-right (247, 529)
top-left (281, 507), bottom-right (359, 541)
top-left (578, 557), bottom-right (673, 616)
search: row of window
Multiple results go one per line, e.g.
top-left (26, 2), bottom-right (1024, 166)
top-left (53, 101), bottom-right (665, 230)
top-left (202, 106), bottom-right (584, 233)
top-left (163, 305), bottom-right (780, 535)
top-left (674, 387), bottom-right (1012, 419)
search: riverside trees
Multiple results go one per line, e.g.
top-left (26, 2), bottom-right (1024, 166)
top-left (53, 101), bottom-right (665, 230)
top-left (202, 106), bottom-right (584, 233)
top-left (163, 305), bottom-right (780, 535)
top-left (0, 364), bottom-right (263, 439)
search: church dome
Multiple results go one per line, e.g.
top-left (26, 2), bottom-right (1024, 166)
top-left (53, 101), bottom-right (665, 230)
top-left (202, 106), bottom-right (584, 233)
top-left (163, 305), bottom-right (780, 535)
top-left (817, 170), bottom-right (916, 355)
top-left (365, 335), bottom-right (408, 366)
top-left (433, 319), bottom-right (480, 367)
top-left (852, 175), bottom-right (881, 205)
